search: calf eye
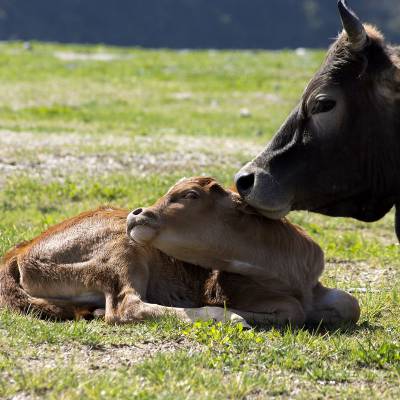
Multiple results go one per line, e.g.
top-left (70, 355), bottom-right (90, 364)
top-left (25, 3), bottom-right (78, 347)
top-left (311, 99), bottom-right (336, 115)
top-left (183, 191), bottom-right (199, 200)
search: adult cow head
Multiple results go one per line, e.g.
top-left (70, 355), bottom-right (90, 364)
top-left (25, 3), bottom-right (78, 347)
top-left (235, 0), bottom-right (400, 237)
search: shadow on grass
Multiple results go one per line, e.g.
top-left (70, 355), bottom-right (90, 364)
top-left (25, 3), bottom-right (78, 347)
top-left (251, 319), bottom-right (382, 337)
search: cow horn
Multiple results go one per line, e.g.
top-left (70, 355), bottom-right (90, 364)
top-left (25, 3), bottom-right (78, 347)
top-left (338, 0), bottom-right (367, 51)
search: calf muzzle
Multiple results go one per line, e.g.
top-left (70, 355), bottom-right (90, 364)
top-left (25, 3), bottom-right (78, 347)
top-left (126, 208), bottom-right (159, 244)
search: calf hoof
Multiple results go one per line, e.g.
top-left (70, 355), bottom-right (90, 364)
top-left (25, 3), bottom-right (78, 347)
top-left (192, 306), bottom-right (251, 328)
top-left (229, 314), bottom-right (252, 329)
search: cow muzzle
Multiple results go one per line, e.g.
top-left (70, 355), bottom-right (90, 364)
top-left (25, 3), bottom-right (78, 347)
top-left (234, 165), bottom-right (293, 219)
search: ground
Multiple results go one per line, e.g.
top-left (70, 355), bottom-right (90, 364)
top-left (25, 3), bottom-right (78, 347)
top-left (0, 42), bottom-right (399, 399)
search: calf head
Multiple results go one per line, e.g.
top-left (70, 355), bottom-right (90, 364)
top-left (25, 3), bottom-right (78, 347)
top-left (127, 177), bottom-right (262, 269)
top-left (235, 0), bottom-right (400, 224)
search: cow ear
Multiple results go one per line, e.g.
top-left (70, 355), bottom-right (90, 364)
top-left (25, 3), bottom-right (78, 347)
top-left (338, 0), bottom-right (368, 51)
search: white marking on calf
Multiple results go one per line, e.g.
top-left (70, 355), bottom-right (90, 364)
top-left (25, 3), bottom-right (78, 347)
top-left (225, 260), bottom-right (265, 276)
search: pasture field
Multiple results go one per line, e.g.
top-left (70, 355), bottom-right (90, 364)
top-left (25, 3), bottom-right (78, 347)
top-left (0, 42), bottom-right (399, 399)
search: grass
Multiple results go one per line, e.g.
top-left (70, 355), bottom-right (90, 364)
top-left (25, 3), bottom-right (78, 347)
top-left (0, 41), bottom-right (400, 399)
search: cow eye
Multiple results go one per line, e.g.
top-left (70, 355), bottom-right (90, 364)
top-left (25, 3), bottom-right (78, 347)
top-left (182, 191), bottom-right (199, 200)
top-left (311, 99), bottom-right (336, 115)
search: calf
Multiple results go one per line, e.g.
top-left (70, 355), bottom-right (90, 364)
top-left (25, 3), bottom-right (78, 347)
top-left (0, 177), bottom-right (360, 326)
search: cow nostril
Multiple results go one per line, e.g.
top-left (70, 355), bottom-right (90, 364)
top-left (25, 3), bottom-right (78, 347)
top-left (132, 208), bottom-right (143, 215)
top-left (235, 172), bottom-right (255, 197)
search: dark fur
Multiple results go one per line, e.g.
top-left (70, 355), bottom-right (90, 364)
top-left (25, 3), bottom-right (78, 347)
top-left (238, 3), bottom-right (400, 237)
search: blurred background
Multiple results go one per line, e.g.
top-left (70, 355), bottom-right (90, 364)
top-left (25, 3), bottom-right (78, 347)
top-left (1, 0), bottom-right (400, 49)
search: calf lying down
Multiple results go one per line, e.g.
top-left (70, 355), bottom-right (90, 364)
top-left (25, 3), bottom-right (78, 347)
top-left (0, 177), bottom-right (360, 327)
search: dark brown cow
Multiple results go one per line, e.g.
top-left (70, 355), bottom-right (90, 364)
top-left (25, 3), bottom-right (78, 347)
top-left (235, 0), bottom-right (400, 239)
top-left (0, 177), bottom-right (359, 327)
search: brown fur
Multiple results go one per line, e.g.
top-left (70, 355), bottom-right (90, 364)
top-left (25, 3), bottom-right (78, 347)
top-left (0, 178), bottom-right (360, 327)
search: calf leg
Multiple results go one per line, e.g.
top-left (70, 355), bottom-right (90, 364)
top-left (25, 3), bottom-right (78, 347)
top-left (307, 282), bottom-right (360, 325)
top-left (17, 258), bottom-right (249, 326)
top-left (229, 296), bottom-right (306, 327)
top-left (106, 290), bottom-right (251, 327)
top-left (1, 256), bottom-right (93, 320)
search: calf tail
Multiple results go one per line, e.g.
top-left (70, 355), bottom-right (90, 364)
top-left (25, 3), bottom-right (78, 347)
top-left (0, 252), bottom-right (77, 320)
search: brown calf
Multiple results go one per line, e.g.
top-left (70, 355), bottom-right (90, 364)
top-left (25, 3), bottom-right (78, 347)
top-left (0, 177), bottom-right (360, 327)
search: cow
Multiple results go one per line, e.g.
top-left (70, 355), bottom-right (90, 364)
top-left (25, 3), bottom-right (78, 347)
top-left (0, 177), bottom-right (359, 327)
top-left (234, 0), bottom-right (400, 240)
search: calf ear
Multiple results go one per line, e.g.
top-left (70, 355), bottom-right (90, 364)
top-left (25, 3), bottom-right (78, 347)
top-left (233, 198), bottom-right (260, 216)
top-left (209, 183), bottom-right (228, 196)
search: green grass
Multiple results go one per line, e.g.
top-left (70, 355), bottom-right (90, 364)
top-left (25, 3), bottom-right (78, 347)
top-left (1, 42), bottom-right (400, 399)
